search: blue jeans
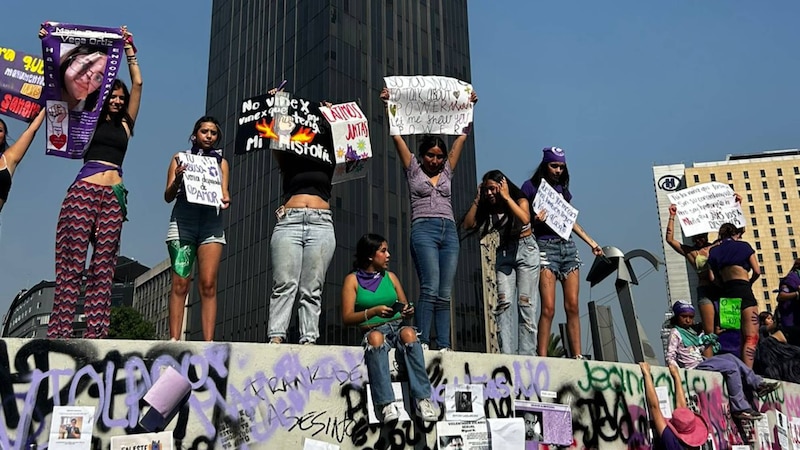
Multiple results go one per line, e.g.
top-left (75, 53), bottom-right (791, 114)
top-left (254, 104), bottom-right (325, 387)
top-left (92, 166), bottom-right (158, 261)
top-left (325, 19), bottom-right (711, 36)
top-left (268, 208), bottom-right (336, 344)
top-left (364, 322), bottom-right (432, 406)
top-left (410, 218), bottom-right (459, 348)
top-left (538, 237), bottom-right (582, 279)
top-left (495, 235), bottom-right (540, 355)
top-left (696, 353), bottom-right (763, 412)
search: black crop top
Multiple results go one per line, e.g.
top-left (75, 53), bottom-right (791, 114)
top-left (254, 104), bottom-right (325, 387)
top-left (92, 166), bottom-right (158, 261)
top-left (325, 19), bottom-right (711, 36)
top-left (280, 153), bottom-right (334, 202)
top-left (83, 121), bottom-right (129, 166)
top-left (0, 164), bottom-right (10, 201)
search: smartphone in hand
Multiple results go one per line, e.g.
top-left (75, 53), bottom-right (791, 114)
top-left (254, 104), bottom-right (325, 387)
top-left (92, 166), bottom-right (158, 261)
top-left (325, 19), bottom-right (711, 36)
top-left (391, 301), bottom-right (406, 315)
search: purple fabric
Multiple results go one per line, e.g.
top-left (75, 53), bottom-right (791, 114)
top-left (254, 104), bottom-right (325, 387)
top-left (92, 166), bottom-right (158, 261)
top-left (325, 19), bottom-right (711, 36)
top-left (405, 156), bottom-right (453, 221)
top-left (657, 427), bottom-right (684, 450)
top-left (541, 147), bottom-right (566, 164)
top-left (708, 238), bottom-right (754, 273)
top-left (0, 47), bottom-right (44, 122)
top-left (520, 179), bottom-right (573, 240)
top-left (355, 269), bottom-right (383, 293)
top-left (697, 353), bottom-right (762, 412)
top-left (74, 161), bottom-right (122, 183)
top-left (672, 301), bottom-right (695, 316)
top-left (778, 271), bottom-right (800, 328)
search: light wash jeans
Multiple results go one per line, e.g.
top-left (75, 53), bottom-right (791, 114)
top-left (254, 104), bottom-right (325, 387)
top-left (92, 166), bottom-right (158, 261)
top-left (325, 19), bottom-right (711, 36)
top-left (364, 321), bottom-right (432, 406)
top-left (410, 217), bottom-right (459, 349)
top-left (495, 235), bottom-right (540, 355)
top-left (268, 208), bottom-right (336, 344)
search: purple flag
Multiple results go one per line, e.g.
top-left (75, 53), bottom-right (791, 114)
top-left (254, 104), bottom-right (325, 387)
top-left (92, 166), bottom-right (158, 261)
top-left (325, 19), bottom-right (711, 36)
top-left (41, 22), bottom-right (124, 159)
top-left (0, 46), bottom-right (45, 122)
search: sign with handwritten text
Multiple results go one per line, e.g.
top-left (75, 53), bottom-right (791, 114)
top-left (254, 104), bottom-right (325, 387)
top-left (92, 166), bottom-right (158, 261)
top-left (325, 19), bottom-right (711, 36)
top-left (177, 153), bottom-right (223, 207)
top-left (0, 46), bottom-right (44, 122)
top-left (532, 180), bottom-right (579, 240)
top-left (235, 91), bottom-right (334, 166)
top-left (383, 75), bottom-right (474, 136)
top-left (667, 182), bottom-right (745, 237)
top-left (319, 101), bottom-right (372, 184)
top-left (719, 297), bottom-right (741, 330)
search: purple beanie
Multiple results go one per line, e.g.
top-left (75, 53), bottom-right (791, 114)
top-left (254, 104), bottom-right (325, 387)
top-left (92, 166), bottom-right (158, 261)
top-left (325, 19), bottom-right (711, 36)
top-left (672, 301), bottom-right (695, 316)
top-left (542, 147), bottom-right (566, 164)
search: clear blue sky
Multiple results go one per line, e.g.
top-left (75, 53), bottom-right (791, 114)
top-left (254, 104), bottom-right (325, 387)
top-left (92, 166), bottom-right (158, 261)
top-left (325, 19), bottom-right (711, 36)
top-left (2, 1), bottom-right (800, 362)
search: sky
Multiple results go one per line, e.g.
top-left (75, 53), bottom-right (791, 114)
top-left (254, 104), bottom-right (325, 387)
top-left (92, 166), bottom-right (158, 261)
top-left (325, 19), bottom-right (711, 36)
top-left (3, 1), bottom-right (800, 362)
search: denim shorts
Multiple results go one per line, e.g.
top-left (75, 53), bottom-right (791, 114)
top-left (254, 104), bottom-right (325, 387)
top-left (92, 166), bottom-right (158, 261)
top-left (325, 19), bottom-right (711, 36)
top-left (166, 198), bottom-right (226, 245)
top-left (538, 237), bottom-right (582, 279)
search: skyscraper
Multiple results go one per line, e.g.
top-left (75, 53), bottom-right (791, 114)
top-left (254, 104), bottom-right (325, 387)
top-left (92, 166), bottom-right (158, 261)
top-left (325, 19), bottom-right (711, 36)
top-left (202, 0), bottom-right (484, 349)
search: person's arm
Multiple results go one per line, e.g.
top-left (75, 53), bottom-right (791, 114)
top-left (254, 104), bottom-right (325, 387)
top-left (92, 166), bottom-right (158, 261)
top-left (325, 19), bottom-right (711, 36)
top-left (462, 184), bottom-right (482, 230)
top-left (665, 205), bottom-right (687, 256)
top-left (220, 158), bottom-right (231, 209)
top-left (164, 154), bottom-right (185, 203)
top-left (341, 274), bottom-right (393, 327)
top-left (122, 27), bottom-right (143, 124)
top-left (3, 108), bottom-right (45, 172)
top-left (776, 280), bottom-right (799, 303)
top-left (668, 364), bottom-right (688, 409)
top-left (380, 87), bottom-right (413, 169)
top-left (665, 330), bottom-right (681, 368)
top-left (749, 252), bottom-right (760, 284)
top-left (572, 221), bottom-right (604, 256)
top-left (387, 271), bottom-right (415, 320)
top-left (639, 362), bottom-right (668, 437)
top-left (446, 90), bottom-right (477, 171)
top-left (498, 178), bottom-right (530, 225)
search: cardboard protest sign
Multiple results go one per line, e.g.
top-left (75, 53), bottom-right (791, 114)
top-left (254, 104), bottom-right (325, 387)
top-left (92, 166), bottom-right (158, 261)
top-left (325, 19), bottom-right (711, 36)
top-left (0, 46), bottom-right (44, 121)
top-left (384, 75), bottom-right (474, 136)
top-left (235, 91), bottom-right (334, 167)
top-left (110, 431), bottom-right (173, 450)
top-left (445, 384), bottom-right (485, 422)
top-left (319, 101), bottom-right (371, 184)
top-left (532, 179), bottom-right (579, 240)
top-left (436, 421), bottom-right (489, 450)
top-left (177, 153), bottom-right (224, 207)
top-left (41, 22), bottom-right (125, 159)
top-left (667, 182), bottom-right (745, 237)
top-left (719, 297), bottom-right (741, 330)
top-left (48, 406), bottom-right (95, 450)
top-left (515, 400), bottom-right (573, 447)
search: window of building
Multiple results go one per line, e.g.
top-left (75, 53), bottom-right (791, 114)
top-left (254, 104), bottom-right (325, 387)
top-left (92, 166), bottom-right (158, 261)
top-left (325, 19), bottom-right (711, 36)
top-left (766, 205), bottom-right (773, 213)
top-left (762, 279), bottom-right (768, 287)
top-left (776, 252), bottom-right (782, 261)
top-left (792, 239), bottom-right (797, 248)
top-left (693, 174), bottom-right (699, 183)
top-left (726, 172), bottom-right (732, 180)
top-left (771, 228), bottom-right (777, 237)
top-left (778, 168), bottom-right (784, 176)
top-left (795, 167), bottom-right (800, 175)
top-left (780, 180), bottom-right (785, 188)
top-left (764, 291), bottom-right (771, 300)
top-left (744, 170), bottom-right (750, 179)
top-left (747, 194), bottom-right (753, 202)
top-left (755, 242), bottom-right (761, 250)
top-left (752, 217), bottom-right (758, 226)
top-left (761, 265), bottom-right (766, 274)
top-left (763, 181), bottom-right (769, 189)
top-left (765, 193), bottom-right (771, 201)
top-left (774, 240), bottom-right (780, 249)
top-left (745, 182), bottom-right (751, 190)
top-left (749, 205), bottom-right (756, 214)
top-left (797, 178), bottom-right (800, 187)
top-left (794, 251), bottom-right (798, 260)
top-left (754, 229), bottom-right (760, 238)
top-left (785, 203), bottom-right (791, 211)
top-left (788, 215), bottom-right (793, 224)
top-left (782, 192), bottom-right (788, 200)
top-left (729, 183), bottom-right (735, 190)
top-left (710, 173), bottom-right (716, 181)
top-left (790, 227), bottom-right (795, 236)
top-left (757, 254), bottom-right (763, 263)
top-left (777, 265), bottom-right (783, 274)
top-left (760, 169), bottom-right (766, 178)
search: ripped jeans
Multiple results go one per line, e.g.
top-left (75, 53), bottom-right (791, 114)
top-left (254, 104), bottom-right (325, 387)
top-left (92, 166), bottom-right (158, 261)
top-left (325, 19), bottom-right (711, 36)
top-left (363, 321), bottom-right (432, 407)
top-left (495, 235), bottom-right (540, 355)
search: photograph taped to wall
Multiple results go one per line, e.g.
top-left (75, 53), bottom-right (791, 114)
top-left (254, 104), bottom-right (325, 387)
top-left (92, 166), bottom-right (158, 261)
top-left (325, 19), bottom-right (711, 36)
top-left (515, 400), bottom-right (572, 447)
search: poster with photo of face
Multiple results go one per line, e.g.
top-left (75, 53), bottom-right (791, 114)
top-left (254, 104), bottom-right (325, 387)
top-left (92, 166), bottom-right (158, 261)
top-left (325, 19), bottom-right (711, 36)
top-left (41, 22), bottom-right (124, 159)
top-left (515, 400), bottom-right (572, 448)
top-left (47, 406), bottom-right (95, 450)
top-left (445, 384), bottom-right (484, 422)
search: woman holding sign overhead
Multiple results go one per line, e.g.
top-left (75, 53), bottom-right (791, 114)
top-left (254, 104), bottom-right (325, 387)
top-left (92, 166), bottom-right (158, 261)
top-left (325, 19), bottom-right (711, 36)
top-left (47, 26), bottom-right (142, 340)
top-left (521, 147), bottom-right (604, 358)
top-left (164, 116), bottom-right (230, 341)
top-left (380, 86), bottom-right (478, 351)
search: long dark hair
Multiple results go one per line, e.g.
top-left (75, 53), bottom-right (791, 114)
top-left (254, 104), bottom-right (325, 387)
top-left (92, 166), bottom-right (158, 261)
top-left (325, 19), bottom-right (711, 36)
top-left (461, 170), bottom-right (527, 242)
top-left (417, 135), bottom-right (448, 157)
top-left (0, 117), bottom-right (7, 152)
top-left (101, 79), bottom-right (135, 135)
top-left (189, 116), bottom-right (223, 146)
top-left (529, 160), bottom-right (571, 196)
top-left (353, 233), bottom-right (386, 271)
top-left (718, 223), bottom-right (742, 240)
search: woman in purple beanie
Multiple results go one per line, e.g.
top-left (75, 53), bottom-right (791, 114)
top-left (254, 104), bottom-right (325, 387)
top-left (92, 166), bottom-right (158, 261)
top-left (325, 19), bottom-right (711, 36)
top-left (520, 147), bottom-right (604, 358)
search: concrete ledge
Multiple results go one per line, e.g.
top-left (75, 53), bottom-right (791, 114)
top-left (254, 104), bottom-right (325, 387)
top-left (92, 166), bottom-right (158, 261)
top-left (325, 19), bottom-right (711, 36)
top-left (0, 338), bottom-right (792, 449)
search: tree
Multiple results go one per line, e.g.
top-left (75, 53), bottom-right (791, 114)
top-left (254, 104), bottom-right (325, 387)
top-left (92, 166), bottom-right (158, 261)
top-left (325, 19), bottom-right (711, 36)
top-left (547, 332), bottom-right (566, 358)
top-left (107, 305), bottom-right (156, 340)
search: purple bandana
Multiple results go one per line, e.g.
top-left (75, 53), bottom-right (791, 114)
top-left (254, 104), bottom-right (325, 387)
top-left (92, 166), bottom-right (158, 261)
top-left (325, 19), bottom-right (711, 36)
top-left (356, 269), bottom-right (383, 292)
top-left (541, 147), bottom-right (566, 164)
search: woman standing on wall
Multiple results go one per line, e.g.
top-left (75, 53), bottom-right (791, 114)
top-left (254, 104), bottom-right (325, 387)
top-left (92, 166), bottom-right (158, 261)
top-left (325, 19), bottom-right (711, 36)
top-left (461, 170), bottom-right (539, 355)
top-left (47, 26), bottom-right (142, 339)
top-left (520, 147), bottom-right (604, 358)
top-left (0, 110), bottom-right (46, 214)
top-left (164, 116), bottom-right (230, 341)
top-left (379, 86), bottom-right (477, 351)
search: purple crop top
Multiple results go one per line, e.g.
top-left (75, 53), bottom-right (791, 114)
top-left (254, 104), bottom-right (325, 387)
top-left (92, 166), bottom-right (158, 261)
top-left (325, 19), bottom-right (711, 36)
top-left (708, 238), bottom-right (754, 273)
top-left (520, 179), bottom-right (572, 240)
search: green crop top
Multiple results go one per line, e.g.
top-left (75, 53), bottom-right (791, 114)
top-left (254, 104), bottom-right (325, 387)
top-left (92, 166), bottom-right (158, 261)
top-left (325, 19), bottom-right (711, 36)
top-left (356, 272), bottom-right (402, 326)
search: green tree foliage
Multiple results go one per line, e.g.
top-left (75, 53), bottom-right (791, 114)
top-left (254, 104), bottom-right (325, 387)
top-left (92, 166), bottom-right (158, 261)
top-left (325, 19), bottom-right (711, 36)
top-left (108, 305), bottom-right (156, 340)
top-left (547, 332), bottom-right (566, 357)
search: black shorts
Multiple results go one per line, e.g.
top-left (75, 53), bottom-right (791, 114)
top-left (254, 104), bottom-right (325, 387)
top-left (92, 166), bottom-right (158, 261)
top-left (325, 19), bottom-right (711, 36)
top-left (722, 279), bottom-right (757, 309)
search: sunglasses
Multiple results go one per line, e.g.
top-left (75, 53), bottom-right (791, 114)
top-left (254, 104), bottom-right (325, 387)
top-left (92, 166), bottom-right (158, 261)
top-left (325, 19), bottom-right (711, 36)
top-left (425, 152), bottom-right (445, 160)
top-left (548, 163), bottom-right (566, 169)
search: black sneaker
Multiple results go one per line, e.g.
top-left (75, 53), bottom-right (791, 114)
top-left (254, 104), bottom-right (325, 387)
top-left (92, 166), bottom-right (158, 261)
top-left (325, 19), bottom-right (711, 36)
top-left (732, 409), bottom-right (762, 421)
top-left (756, 381), bottom-right (780, 397)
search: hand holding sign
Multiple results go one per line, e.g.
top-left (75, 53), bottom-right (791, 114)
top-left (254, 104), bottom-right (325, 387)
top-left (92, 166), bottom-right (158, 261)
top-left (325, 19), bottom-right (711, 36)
top-left (667, 182), bottom-right (745, 237)
top-left (532, 180), bottom-right (579, 241)
top-left (177, 153), bottom-right (223, 207)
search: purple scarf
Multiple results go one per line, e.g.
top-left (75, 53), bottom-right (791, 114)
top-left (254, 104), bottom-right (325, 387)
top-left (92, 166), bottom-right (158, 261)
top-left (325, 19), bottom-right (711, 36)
top-left (356, 269), bottom-right (383, 292)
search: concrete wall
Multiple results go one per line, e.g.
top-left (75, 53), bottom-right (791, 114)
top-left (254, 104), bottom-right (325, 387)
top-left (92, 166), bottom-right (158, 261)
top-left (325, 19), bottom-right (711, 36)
top-left (0, 338), bottom-right (792, 449)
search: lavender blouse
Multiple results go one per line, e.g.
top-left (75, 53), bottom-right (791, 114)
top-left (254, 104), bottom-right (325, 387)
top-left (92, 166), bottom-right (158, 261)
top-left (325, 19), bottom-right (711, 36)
top-left (405, 156), bottom-right (454, 222)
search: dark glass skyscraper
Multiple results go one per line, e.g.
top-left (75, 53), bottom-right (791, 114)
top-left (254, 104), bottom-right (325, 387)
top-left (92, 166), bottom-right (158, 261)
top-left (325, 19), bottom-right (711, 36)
top-left (201, 0), bottom-right (484, 351)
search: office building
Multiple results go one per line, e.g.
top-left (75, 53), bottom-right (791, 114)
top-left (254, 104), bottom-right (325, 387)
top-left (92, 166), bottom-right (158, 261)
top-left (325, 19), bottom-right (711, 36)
top-left (133, 258), bottom-right (175, 340)
top-left (653, 149), bottom-right (800, 314)
top-left (205, 1), bottom-right (483, 349)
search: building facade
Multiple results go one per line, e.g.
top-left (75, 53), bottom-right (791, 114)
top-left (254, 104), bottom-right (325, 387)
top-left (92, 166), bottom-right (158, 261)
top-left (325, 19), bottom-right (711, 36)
top-left (133, 258), bottom-right (175, 340)
top-left (205, 0), bottom-right (483, 349)
top-left (654, 149), bottom-right (800, 315)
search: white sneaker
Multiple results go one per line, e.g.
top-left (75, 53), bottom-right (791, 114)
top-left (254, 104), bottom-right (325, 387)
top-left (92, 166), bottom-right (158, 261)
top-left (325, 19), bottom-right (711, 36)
top-left (421, 343), bottom-right (429, 351)
top-left (381, 403), bottom-right (400, 422)
top-left (439, 347), bottom-right (451, 353)
top-left (416, 398), bottom-right (439, 422)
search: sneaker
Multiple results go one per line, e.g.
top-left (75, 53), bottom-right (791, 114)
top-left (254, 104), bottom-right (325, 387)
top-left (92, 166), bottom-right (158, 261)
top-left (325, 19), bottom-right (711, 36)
top-left (755, 381), bottom-right (780, 397)
top-left (269, 337), bottom-right (283, 345)
top-left (439, 347), bottom-right (451, 353)
top-left (380, 403), bottom-right (400, 423)
top-left (421, 343), bottom-right (429, 351)
top-left (416, 398), bottom-right (439, 422)
top-left (732, 409), bottom-right (762, 421)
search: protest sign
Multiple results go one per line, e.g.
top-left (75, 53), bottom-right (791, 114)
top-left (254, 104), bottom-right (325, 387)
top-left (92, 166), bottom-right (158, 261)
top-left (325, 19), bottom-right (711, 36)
top-left (777, 411), bottom-right (790, 450)
top-left (515, 400), bottom-right (573, 447)
top-left (436, 421), bottom-right (489, 450)
top-left (445, 384), bottom-right (485, 422)
top-left (41, 22), bottom-right (125, 159)
top-left (235, 91), bottom-right (334, 167)
top-left (365, 382), bottom-right (411, 424)
top-left (177, 153), bottom-right (224, 207)
top-left (487, 418), bottom-right (525, 450)
top-left (532, 179), bottom-right (579, 240)
top-left (384, 75), bottom-right (474, 136)
top-left (111, 431), bottom-right (173, 450)
top-left (756, 415), bottom-right (771, 450)
top-left (0, 46), bottom-right (44, 121)
top-left (667, 182), bottom-right (745, 237)
top-left (719, 297), bottom-right (741, 330)
top-left (319, 101), bottom-right (371, 184)
top-left (48, 405), bottom-right (95, 450)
